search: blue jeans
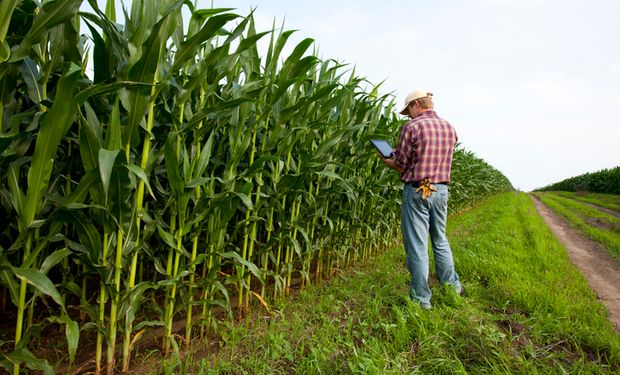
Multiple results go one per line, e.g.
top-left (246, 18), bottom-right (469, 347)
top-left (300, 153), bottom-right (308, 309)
top-left (401, 183), bottom-right (462, 307)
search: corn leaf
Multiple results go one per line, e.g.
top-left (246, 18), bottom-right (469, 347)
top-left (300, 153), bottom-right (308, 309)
top-left (170, 13), bottom-right (239, 74)
top-left (221, 251), bottom-right (262, 280)
top-left (76, 81), bottom-right (153, 104)
top-left (11, 266), bottom-right (65, 311)
top-left (126, 164), bottom-right (155, 199)
top-left (104, 98), bottom-right (123, 150)
top-left (22, 63), bottom-right (81, 226)
top-left (10, 0), bottom-right (82, 62)
top-left (8, 159), bottom-right (26, 221)
top-left (62, 170), bottom-right (99, 206)
top-left (1, 348), bottom-right (54, 375)
top-left (123, 2), bottom-right (184, 147)
top-left (164, 133), bottom-right (184, 197)
top-left (47, 315), bottom-right (79, 364)
top-left (98, 148), bottom-right (120, 203)
top-left (0, 268), bottom-right (19, 307)
top-left (0, 0), bottom-right (21, 43)
top-left (19, 58), bottom-right (42, 104)
top-left (0, 127), bottom-right (18, 155)
top-left (79, 103), bottom-right (102, 173)
top-left (84, 20), bottom-right (110, 83)
top-left (40, 248), bottom-right (72, 275)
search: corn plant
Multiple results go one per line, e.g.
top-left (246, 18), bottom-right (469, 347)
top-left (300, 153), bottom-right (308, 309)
top-left (0, 1), bottom-right (513, 374)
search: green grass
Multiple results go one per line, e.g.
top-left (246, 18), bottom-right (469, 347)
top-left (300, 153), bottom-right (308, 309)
top-left (146, 192), bottom-right (620, 374)
top-left (554, 191), bottom-right (620, 212)
top-left (541, 193), bottom-right (620, 232)
top-left (536, 192), bottom-right (620, 261)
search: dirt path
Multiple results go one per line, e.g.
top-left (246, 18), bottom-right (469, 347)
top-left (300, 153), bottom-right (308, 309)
top-left (531, 195), bottom-right (620, 331)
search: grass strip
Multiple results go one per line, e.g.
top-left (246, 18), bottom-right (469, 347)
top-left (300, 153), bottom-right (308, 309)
top-left (543, 193), bottom-right (620, 230)
top-left (537, 193), bottom-right (620, 261)
top-left (554, 191), bottom-right (620, 212)
top-left (154, 192), bottom-right (620, 374)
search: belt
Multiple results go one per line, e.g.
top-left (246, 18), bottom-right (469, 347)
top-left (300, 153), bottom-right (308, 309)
top-left (407, 181), bottom-right (448, 186)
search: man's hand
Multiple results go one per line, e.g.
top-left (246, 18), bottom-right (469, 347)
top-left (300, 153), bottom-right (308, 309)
top-left (377, 150), bottom-right (404, 173)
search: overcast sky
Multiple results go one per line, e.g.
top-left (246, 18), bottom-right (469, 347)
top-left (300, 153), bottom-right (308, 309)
top-left (208, 0), bottom-right (620, 191)
top-left (100, 0), bottom-right (620, 191)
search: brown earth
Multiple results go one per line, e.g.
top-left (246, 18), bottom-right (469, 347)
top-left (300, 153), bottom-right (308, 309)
top-left (531, 195), bottom-right (620, 331)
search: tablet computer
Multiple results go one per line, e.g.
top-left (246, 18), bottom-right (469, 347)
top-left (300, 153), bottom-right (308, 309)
top-left (370, 139), bottom-right (394, 158)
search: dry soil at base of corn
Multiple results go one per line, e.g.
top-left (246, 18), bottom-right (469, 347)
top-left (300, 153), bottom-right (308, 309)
top-left (531, 195), bottom-right (620, 331)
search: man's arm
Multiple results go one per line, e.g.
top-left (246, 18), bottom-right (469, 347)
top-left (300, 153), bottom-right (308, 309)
top-left (378, 151), bottom-right (405, 173)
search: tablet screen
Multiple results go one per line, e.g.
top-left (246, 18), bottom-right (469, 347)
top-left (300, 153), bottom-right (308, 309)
top-left (370, 139), bottom-right (394, 158)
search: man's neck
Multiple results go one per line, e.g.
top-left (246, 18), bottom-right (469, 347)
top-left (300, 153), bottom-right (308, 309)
top-left (412, 109), bottom-right (433, 118)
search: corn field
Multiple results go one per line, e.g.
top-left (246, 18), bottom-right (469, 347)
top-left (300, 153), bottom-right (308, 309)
top-left (536, 166), bottom-right (620, 195)
top-left (0, 1), bottom-right (512, 374)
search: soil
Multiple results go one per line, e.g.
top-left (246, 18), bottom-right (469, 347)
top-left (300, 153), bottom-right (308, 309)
top-left (531, 195), bottom-right (620, 332)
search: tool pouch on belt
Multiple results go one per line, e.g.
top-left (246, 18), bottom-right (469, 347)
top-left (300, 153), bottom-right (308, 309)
top-left (415, 178), bottom-right (437, 200)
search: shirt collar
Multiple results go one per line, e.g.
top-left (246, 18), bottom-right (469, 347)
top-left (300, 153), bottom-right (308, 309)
top-left (407, 110), bottom-right (437, 124)
top-left (416, 110), bottom-right (437, 119)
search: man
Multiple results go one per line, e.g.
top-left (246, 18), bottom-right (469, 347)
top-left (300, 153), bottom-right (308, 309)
top-left (379, 89), bottom-right (462, 309)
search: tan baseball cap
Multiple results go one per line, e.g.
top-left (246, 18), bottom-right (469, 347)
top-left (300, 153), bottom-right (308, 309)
top-left (399, 89), bottom-right (433, 115)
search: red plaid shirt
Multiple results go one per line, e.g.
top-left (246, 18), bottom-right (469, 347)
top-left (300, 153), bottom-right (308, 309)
top-left (394, 110), bottom-right (458, 183)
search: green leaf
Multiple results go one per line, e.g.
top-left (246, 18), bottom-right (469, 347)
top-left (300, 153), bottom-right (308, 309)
top-left (98, 148), bottom-right (120, 203)
top-left (124, 1), bottom-right (183, 147)
top-left (84, 20), bottom-right (110, 83)
top-left (0, 268), bottom-right (19, 307)
top-left (126, 164), bottom-right (155, 199)
top-left (267, 29), bottom-right (297, 74)
top-left (134, 319), bottom-right (165, 331)
top-left (10, 0), bottom-right (82, 62)
top-left (23, 63), bottom-right (81, 227)
top-left (120, 281), bottom-right (156, 329)
top-left (0, 40), bottom-right (9, 62)
top-left (8, 159), bottom-right (26, 221)
top-left (170, 13), bottom-right (239, 74)
top-left (191, 8), bottom-right (235, 20)
top-left (63, 170), bottom-right (99, 206)
top-left (0, 0), bottom-right (21, 45)
top-left (280, 37), bottom-right (314, 78)
top-left (156, 225), bottom-right (177, 250)
top-left (221, 251), bottom-right (262, 281)
top-left (104, 97), bottom-right (123, 150)
top-left (79, 103), bottom-right (102, 173)
top-left (0, 127), bottom-right (18, 155)
top-left (20, 58), bottom-right (42, 104)
top-left (185, 97), bottom-right (255, 132)
top-left (195, 130), bottom-right (214, 178)
top-left (235, 31), bottom-right (270, 55)
top-left (232, 189), bottom-right (254, 210)
top-left (165, 133), bottom-right (184, 199)
top-left (185, 177), bottom-right (210, 189)
top-left (76, 81), bottom-right (153, 104)
top-left (47, 315), bottom-right (79, 364)
top-left (11, 267), bottom-right (65, 311)
top-left (2, 347), bottom-right (54, 375)
top-left (315, 170), bottom-right (343, 181)
top-left (40, 248), bottom-right (72, 275)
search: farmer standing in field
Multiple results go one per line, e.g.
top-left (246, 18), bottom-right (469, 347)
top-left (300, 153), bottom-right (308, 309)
top-left (379, 89), bottom-right (462, 309)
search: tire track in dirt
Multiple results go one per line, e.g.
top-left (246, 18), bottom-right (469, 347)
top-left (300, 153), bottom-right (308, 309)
top-left (530, 195), bottom-right (620, 332)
